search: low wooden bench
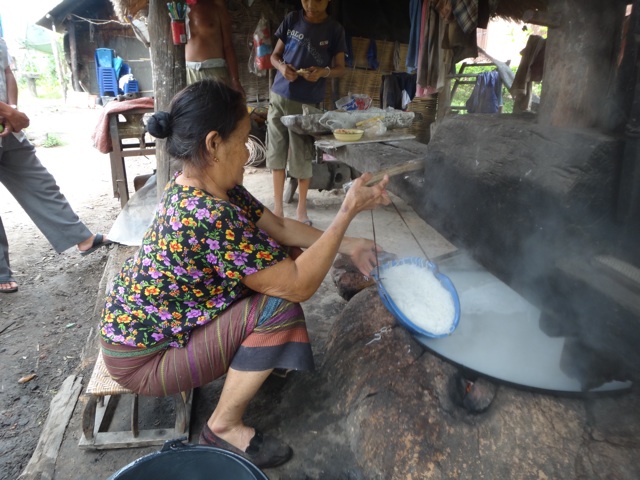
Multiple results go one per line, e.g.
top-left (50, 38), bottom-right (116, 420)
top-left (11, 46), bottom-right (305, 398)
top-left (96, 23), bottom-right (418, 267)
top-left (79, 350), bottom-right (193, 450)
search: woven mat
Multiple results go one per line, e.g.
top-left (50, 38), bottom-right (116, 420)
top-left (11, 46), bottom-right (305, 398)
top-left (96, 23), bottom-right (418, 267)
top-left (85, 350), bottom-right (133, 396)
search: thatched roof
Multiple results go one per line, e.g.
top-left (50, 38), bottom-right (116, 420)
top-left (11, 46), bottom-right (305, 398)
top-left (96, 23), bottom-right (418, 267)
top-left (111, 0), bottom-right (548, 23)
top-left (111, 0), bottom-right (147, 20)
top-left (494, 0), bottom-right (548, 22)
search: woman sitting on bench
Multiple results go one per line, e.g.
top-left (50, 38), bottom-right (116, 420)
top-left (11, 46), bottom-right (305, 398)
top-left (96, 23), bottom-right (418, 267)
top-left (98, 79), bottom-right (390, 469)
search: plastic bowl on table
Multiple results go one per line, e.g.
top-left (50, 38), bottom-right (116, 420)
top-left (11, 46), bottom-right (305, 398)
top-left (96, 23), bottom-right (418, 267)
top-left (372, 256), bottom-right (461, 338)
top-left (333, 128), bottom-right (364, 142)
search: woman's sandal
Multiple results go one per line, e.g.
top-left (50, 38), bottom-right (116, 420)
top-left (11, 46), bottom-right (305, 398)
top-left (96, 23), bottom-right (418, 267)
top-left (199, 423), bottom-right (292, 469)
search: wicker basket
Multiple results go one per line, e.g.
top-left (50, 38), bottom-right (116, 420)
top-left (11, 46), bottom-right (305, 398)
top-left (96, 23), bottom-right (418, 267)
top-left (406, 95), bottom-right (438, 144)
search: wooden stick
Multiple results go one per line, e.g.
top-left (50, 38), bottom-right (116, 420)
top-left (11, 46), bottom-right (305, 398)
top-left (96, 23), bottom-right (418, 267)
top-left (365, 159), bottom-right (424, 186)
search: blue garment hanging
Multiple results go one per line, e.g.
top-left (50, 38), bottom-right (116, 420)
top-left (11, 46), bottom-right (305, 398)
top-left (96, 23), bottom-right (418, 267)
top-left (406, 0), bottom-right (422, 73)
top-left (345, 35), bottom-right (354, 68)
top-left (367, 39), bottom-right (379, 70)
top-left (466, 70), bottom-right (503, 113)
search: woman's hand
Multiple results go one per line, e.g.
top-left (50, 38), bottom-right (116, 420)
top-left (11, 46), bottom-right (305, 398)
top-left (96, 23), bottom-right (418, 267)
top-left (344, 237), bottom-right (384, 277)
top-left (341, 172), bottom-right (391, 217)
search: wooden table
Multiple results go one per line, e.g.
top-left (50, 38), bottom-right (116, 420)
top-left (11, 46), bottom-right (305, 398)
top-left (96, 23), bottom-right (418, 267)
top-left (108, 107), bottom-right (156, 207)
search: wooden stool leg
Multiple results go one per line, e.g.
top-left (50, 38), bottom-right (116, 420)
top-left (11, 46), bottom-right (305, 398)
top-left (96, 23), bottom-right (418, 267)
top-left (82, 396), bottom-right (98, 441)
top-left (174, 390), bottom-right (193, 435)
top-left (131, 394), bottom-right (139, 438)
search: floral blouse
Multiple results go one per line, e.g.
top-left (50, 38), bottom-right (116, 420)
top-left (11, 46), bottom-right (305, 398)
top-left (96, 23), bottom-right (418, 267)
top-left (101, 177), bottom-right (288, 348)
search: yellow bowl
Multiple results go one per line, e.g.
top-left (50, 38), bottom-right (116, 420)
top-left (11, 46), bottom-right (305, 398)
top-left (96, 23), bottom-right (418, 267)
top-left (333, 129), bottom-right (364, 142)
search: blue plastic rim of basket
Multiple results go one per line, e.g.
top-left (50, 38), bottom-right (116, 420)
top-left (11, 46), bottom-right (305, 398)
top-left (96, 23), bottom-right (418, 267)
top-left (372, 256), bottom-right (461, 338)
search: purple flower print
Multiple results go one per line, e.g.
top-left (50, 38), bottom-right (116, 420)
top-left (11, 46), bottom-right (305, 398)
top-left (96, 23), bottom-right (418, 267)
top-left (187, 267), bottom-right (203, 280)
top-left (184, 301), bottom-right (199, 308)
top-left (185, 198), bottom-right (199, 210)
top-left (171, 194), bottom-right (179, 203)
top-left (188, 237), bottom-right (198, 246)
top-left (152, 332), bottom-right (165, 342)
top-left (103, 324), bottom-right (115, 336)
top-left (149, 269), bottom-right (163, 279)
top-left (158, 309), bottom-right (173, 320)
top-left (213, 294), bottom-right (226, 308)
top-left (196, 208), bottom-right (208, 220)
top-left (186, 310), bottom-right (202, 319)
top-left (171, 219), bottom-right (182, 231)
top-left (112, 334), bottom-right (125, 343)
top-left (143, 245), bottom-right (153, 254)
top-left (230, 252), bottom-right (249, 266)
top-left (206, 239), bottom-right (220, 250)
top-left (206, 253), bottom-right (217, 264)
top-left (167, 206), bottom-right (175, 216)
top-left (175, 266), bottom-right (187, 276)
top-left (171, 326), bottom-right (183, 334)
top-left (244, 267), bottom-right (258, 275)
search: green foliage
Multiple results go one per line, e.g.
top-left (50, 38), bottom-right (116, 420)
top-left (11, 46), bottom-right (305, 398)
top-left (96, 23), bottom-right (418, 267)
top-left (15, 40), bottom-right (65, 100)
top-left (42, 133), bottom-right (63, 148)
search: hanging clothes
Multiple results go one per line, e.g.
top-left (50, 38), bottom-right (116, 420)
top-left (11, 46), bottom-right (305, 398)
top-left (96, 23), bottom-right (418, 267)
top-left (406, 0), bottom-right (423, 73)
top-left (367, 39), bottom-right (379, 70)
top-left (452, 0), bottom-right (478, 35)
top-left (465, 70), bottom-right (503, 113)
top-left (512, 35), bottom-right (546, 112)
top-left (380, 73), bottom-right (418, 110)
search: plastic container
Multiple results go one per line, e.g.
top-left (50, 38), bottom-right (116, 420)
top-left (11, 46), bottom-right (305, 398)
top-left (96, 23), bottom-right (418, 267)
top-left (373, 256), bottom-right (461, 338)
top-left (333, 128), bottom-right (364, 142)
top-left (107, 440), bottom-right (268, 480)
top-left (170, 20), bottom-right (187, 45)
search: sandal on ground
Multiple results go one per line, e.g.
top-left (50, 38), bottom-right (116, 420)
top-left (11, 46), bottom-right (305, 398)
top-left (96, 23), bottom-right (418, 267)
top-left (79, 233), bottom-right (113, 256)
top-left (199, 423), bottom-right (292, 469)
top-left (0, 280), bottom-right (18, 293)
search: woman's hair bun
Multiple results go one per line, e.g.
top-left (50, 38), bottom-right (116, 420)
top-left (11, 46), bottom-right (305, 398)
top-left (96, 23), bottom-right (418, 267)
top-left (147, 111), bottom-right (172, 139)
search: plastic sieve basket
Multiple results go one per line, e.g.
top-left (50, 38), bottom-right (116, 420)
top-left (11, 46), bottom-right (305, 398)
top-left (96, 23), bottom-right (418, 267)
top-left (372, 256), bottom-right (461, 338)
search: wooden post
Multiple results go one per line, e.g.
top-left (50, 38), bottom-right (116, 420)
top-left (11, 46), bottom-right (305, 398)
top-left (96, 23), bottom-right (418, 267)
top-left (538, 0), bottom-right (627, 128)
top-left (48, 16), bottom-right (68, 102)
top-left (148, 0), bottom-right (186, 200)
top-left (66, 16), bottom-right (81, 92)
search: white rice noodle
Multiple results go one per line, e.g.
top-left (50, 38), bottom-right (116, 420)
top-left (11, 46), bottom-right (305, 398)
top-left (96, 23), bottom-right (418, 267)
top-left (380, 263), bottom-right (455, 334)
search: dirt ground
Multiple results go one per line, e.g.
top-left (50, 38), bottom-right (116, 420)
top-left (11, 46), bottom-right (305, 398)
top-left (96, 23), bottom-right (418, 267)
top-left (0, 98), bottom-right (154, 480)
top-left (0, 97), bottom-right (451, 479)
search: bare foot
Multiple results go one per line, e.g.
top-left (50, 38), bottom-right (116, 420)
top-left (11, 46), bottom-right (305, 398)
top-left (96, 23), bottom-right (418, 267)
top-left (0, 280), bottom-right (18, 293)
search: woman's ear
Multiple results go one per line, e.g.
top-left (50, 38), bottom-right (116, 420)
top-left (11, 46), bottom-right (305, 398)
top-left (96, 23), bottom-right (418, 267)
top-left (205, 130), bottom-right (220, 158)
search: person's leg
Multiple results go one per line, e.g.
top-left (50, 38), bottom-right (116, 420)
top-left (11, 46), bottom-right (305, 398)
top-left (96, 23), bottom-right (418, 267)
top-left (207, 368), bottom-right (272, 449)
top-left (271, 169), bottom-right (286, 217)
top-left (287, 132), bottom-right (315, 224)
top-left (266, 93), bottom-right (291, 217)
top-left (0, 217), bottom-right (18, 293)
top-left (296, 178), bottom-right (311, 224)
top-left (0, 135), bottom-right (99, 253)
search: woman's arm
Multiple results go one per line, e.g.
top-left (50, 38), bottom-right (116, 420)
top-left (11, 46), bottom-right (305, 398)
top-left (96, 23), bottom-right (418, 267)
top-left (241, 173), bottom-right (390, 302)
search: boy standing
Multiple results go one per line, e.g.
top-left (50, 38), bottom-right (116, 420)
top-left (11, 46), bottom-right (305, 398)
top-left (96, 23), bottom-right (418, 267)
top-left (267, 0), bottom-right (346, 226)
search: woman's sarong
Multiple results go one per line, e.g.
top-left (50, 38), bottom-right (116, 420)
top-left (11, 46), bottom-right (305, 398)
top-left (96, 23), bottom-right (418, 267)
top-left (101, 294), bottom-right (314, 397)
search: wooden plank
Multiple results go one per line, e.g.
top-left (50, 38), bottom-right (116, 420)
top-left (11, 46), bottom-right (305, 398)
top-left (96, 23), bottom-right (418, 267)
top-left (315, 133), bottom-right (415, 150)
top-left (19, 375), bottom-right (83, 480)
